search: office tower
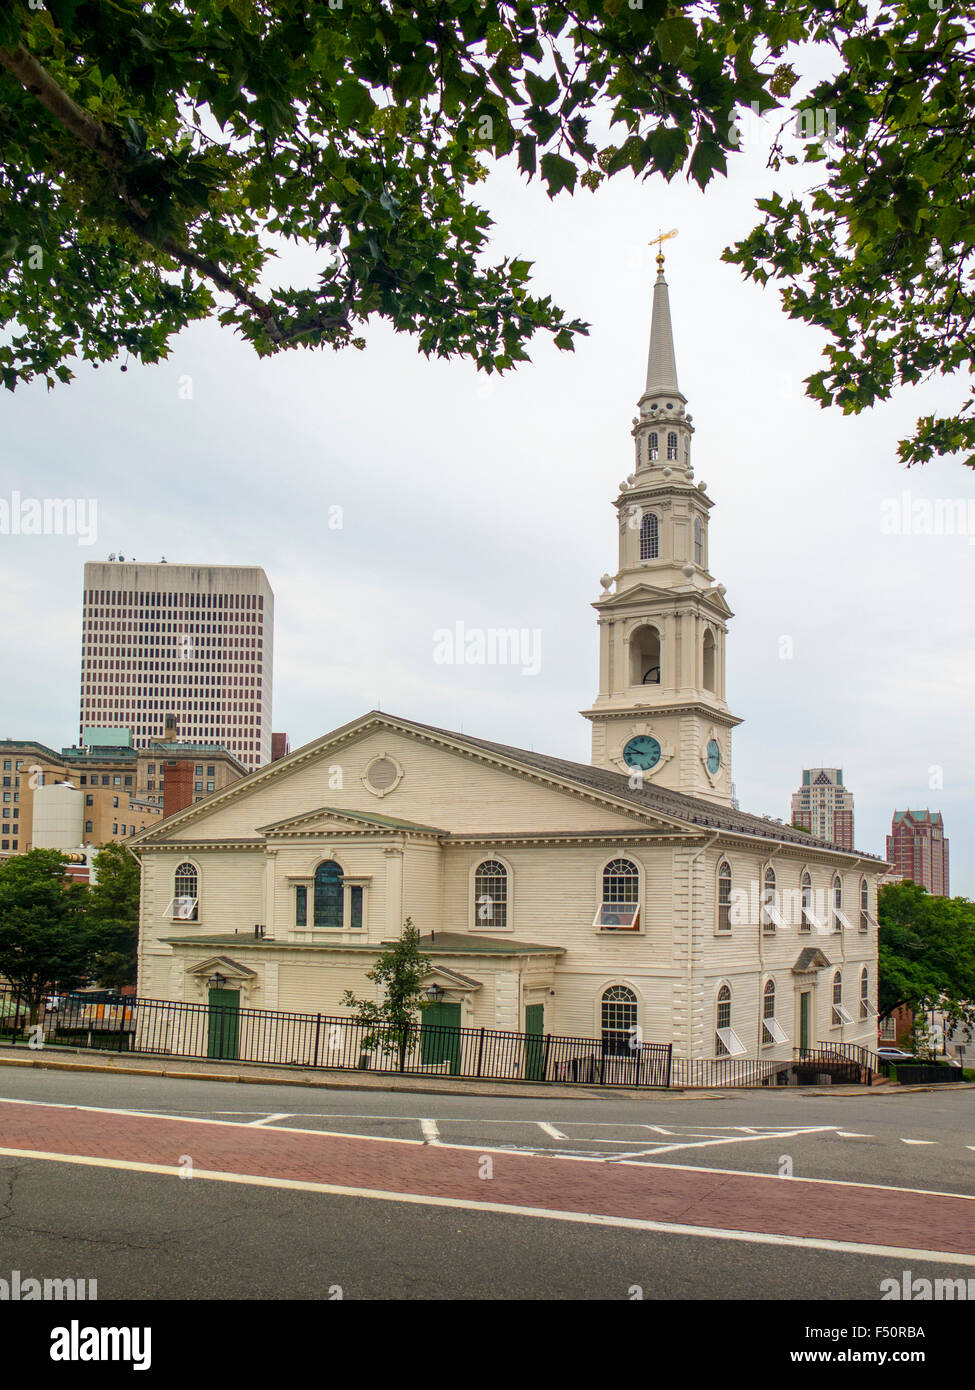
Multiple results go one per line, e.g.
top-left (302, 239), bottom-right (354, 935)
top-left (790, 767), bottom-right (855, 849)
top-left (80, 562), bottom-right (273, 772)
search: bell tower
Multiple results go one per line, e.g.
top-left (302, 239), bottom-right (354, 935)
top-left (581, 246), bottom-right (741, 806)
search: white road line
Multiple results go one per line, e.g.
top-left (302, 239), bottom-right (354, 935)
top-left (247, 1113), bottom-right (292, 1127)
top-left (836, 1132), bottom-right (873, 1139)
top-left (420, 1119), bottom-right (441, 1144)
top-left (644, 1125), bottom-right (676, 1136)
top-left (537, 1122), bottom-right (568, 1141)
top-left (900, 1138), bottom-right (938, 1145)
top-left (607, 1125), bottom-right (838, 1161)
top-left (2, 1145), bottom-right (974, 1268)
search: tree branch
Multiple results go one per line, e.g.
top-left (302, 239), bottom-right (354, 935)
top-left (0, 42), bottom-right (354, 345)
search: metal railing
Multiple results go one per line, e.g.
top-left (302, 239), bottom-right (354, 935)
top-left (0, 986), bottom-right (673, 1090)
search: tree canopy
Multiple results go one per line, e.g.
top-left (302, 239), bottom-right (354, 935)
top-left (877, 881), bottom-right (975, 1026)
top-left (86, 842), bottom-right (140, 989)
top-left (1, 1), bottom-right (973, 466)
top-left (0, 849), bottom-right (92, 1018)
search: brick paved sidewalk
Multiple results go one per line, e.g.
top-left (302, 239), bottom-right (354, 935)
top-left (1, 1098), bottom-right (972, 1255)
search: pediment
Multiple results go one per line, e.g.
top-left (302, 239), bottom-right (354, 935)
top-left (792, 947), bottom-right (832, 974)
top-left (422, 966), bottom-right (483, 994)
top-left (255, 805), bottom-right (446, 838)
top-left (186, 955), bottom-right (257, 981)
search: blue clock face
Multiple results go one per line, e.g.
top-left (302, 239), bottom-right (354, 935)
top-left (706, 739), bottom-right (721, 774)
top-left (623, 735), bottom-right (661, 770)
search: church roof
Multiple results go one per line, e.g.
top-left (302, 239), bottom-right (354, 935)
top-left (383, 712), bottom-right (886, 861)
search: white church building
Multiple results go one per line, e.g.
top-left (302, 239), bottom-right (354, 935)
top-left (131, 255), bottom-right (886, 1064)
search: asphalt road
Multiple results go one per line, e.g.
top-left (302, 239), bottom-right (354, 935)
top-left (0, 1066), bottom-right (972, 1301)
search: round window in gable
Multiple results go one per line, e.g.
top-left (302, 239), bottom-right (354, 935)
top-left (362, 755), bottom-right (403, 798)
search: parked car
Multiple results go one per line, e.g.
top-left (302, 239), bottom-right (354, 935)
top-left (876, 1046), bottom-right (916, 1062)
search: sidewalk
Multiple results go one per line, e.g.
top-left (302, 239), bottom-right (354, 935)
top-left (1, 1042), bottom-right (967, 1101)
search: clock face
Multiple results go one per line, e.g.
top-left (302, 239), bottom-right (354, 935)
top-left (706, 739), bottom-right (721, 774)
top-left (623, 735), bottom-right (661, 770)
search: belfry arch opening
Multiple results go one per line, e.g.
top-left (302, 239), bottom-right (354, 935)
top-left (630, 625), bottom-right (661, 686)
top-left (702, 628), bottom-right (716, 692)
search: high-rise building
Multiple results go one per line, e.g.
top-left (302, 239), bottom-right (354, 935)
top-left (80, 563), bottom-right (274, 772)
top-left (886, 809), bottom-right (949, 896)
top-left (790, 768), bottom-right (855, 850)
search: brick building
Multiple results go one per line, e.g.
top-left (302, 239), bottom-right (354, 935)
top-left (886, 809), bottom-right (949, 896)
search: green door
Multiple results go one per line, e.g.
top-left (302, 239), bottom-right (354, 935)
top-left (208, 989), bottom-right (239, 1060)
top-left (799, 992), bottom-right (810, 1053)
top-left (525, 1004), bottom-right (545, 1081)
top-left (420, 1001), bottom-right (461, 1075)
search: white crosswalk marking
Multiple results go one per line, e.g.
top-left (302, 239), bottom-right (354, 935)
top-left (247, 1113), bottom-right (292, 1126)
top-left (900, 1138), bottom-right (937, 1145)
top-left (836, 1132), bottom-right (873, 1139)
top-left (420, 1119), bottom-right (441, 1144)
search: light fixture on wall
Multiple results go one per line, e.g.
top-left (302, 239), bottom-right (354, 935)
top-left (208, 972), bottom-right (227, 990)
top-left (424, 984), bottom-right (445, 1002)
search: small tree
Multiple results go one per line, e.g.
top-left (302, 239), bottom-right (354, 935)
top-left (0, 850), bottom-right (92, 1022)
top-left (85, 843), bottom-right (140, 989)
top-left (342, 918), bottom-right (433, 1073)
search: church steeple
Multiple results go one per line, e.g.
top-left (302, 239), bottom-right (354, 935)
top-left (641, 255), bottom-right (685, 404)
top-left (580, 253), bottom-right (741, 806)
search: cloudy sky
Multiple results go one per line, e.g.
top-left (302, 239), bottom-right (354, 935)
top-left (1, 95), bottom-right (972, 895)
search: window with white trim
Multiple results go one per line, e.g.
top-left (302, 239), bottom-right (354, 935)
top-left (594, 858), bottom-right (640, 930)
top-left (800, 871), bottom-right (813, 932)
top-left (601, 985), bottom-right (637, 1057)
top-left (666, 431), bottom-right (678, 461)
top-left (832, 970), bottom-right (853, 1025)
top-left (715, 985), bottom-right (746, 1056)
top-left (474, 860), bottom-right (508, 928)
top-left (762, 979), bottom-right (788, 1044)
top-left (859, 877), bottom-right (869, 933)
top-left (717, 861), bottom-right (732, 932)
top-left (648, 431), bottom-right (658, 461)
top-left (762, 866), bottom-right (781, 932)
top-left (640, 512), bottom-right (659, 560)
top-left (167, 862), bottom-right (198, 920)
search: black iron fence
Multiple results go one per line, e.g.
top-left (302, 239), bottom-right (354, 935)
top-left (0, 987), bottom-right (880, 1089)
top-left (0, 987), bottom-right (674, 1090)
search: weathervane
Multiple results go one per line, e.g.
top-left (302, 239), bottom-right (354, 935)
top-left (652, 227), bottom-right (678, 271)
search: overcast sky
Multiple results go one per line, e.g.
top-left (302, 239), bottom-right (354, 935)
top-left (1, 97), bottom-right (971, 895)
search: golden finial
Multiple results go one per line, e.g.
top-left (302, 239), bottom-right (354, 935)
top-left (651, 227), bottom-right (678, 271)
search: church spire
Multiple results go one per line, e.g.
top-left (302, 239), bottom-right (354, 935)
top-left (640, 249), bottom-right (687, 411)
top-left (644, 256), bottom-right (682, 398)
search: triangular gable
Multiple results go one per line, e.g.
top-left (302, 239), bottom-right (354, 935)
top-left (255, 805), bottom-right (447, 837)
top-left (129, 710), bottom-right (696, 845)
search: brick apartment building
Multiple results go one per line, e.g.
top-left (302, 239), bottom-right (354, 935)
top-left (886, 809), bottom-right (950, 896)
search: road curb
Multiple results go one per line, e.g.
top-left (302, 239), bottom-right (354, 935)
top-left (2, 1045), bottom-right (971, 1101)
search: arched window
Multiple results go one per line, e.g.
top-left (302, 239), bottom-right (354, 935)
top-left (601, 985), bottom-right (637, 1056)
top-left (172, 862), bottom-right (199, 920)
top-left (667, 430), bottom-right (678, 460)
top-left (832, 874), bottom-right (843, 932)
top-left (629, 624), bottom-right (661, 685)
top-left (597, 858), bottom-right (640, 929)
top-left (859, 877), bottom-right (869, 933)
top-left (715, 984), bottom-right (744, 1057)
top-left (831, 969), bottom-right (851, 1026)
top-left (702, 628), bottom-right (715, 692)
top-left (762, 866), bottom-right (777, 933)
top-left (640, 511), bottom-right (659, 560)
top-left (475, 860), bottom-right (508, 928)
top-left (860, 966), bottom-right (870, 1020)
top-left (648, 431), bottom-right (658, 461)
top-left (314, 860), bottom-right (344, 929)
top-left (717, 861), bottom-right (732, 932)
top-left (800, 871), bottom-right (813, 932)
top-left (694, 517), bottom-right (704, 567)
